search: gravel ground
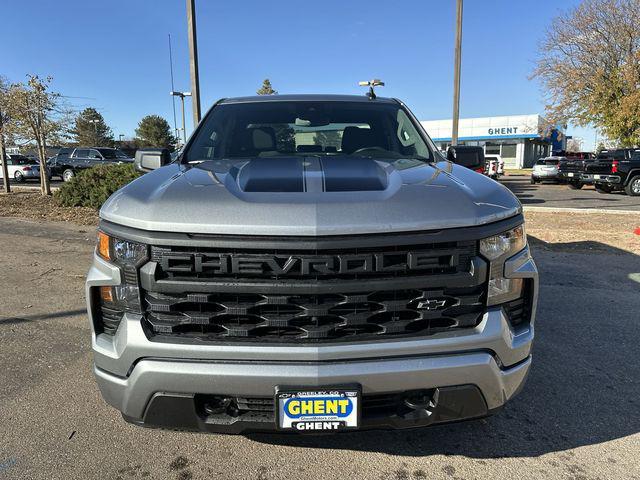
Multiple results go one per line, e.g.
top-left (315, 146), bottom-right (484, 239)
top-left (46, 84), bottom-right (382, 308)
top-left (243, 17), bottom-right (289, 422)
top-left (0, 191), bottom-right (98, 225)
top-left (0, 214), bottom-right (639, 480)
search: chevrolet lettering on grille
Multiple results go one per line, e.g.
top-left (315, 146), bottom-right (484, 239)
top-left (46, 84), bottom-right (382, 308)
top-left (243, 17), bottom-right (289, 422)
top-left (158, 251), bottom-right (458, 277)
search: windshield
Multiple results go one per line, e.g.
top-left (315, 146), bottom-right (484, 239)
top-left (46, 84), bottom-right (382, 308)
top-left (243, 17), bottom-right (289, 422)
top-left (97, 148), bottom-right (128, 159)
top-left (185, 101), bottom-right (434, 163)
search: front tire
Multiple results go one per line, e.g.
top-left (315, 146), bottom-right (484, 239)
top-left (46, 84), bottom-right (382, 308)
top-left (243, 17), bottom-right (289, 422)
top-left (568, 182), bottom-right (583, 190)
top-left (14, 171), bottom-right (25, 183)
top-left (62, 169), bottom-right (75, 182)
top-left (530, 177), bottom-right (538, 184)
top-left (625, 175), bottom-right (640, 196)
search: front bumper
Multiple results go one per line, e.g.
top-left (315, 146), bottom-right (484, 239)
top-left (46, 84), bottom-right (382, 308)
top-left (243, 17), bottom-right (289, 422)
top-left (87, 245), bottom-right (538, 433)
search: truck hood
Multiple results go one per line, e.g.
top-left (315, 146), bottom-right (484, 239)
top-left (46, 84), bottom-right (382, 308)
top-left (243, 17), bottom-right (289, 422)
top-left (100, 157), bottom-right (521, 236)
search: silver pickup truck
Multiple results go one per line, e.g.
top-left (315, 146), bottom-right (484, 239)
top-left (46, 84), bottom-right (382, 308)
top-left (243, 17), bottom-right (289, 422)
top-left (86, 94), bottom-right (538, 434)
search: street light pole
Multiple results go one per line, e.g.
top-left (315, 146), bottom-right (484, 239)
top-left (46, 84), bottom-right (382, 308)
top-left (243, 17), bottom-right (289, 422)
top-left (451, 0), bottom-right (463, 147)
top-left (89, 119), bottom-right (99, 146)
top-left (171, 91), bottom-right (192, 146)
top-left (180, 95), bottom-right (187, 145)
top-left (186, 0), bottom-right (201, 126)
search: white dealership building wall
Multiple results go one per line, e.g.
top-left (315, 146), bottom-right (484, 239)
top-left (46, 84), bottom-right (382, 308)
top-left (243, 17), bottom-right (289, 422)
top-left (421, 114), bottom-right (564, 168)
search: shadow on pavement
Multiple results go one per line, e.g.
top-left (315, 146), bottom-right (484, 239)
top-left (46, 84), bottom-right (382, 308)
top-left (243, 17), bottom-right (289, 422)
top-left (250, 237), bottom-right (640, 458)
top-left (500, 176), bottom-right (634, 208)
top-left (0, 308), bottom-right (86, 325)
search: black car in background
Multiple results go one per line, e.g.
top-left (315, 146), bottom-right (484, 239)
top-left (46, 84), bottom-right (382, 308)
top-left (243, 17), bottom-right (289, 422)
top-left (557, 153), bottom-right (595, 189)
top-left (49, 147), bottom-right (133, 181)
top-left (591, 149), bottom-right (640, 195)
top-left (584, 148), bottom-right (640, 194)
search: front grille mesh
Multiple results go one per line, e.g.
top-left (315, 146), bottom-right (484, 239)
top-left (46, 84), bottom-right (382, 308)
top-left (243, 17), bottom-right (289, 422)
top-left (142, 238), bottom-right (485, 343)
top-left (143, 286), bottom-right (485, 342)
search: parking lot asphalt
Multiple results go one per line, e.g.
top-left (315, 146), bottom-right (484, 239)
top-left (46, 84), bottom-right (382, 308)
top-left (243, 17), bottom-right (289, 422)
top-left (1, 216), bottom-right (639, 480)
top-left (500, 175), bottom-right (640, 211)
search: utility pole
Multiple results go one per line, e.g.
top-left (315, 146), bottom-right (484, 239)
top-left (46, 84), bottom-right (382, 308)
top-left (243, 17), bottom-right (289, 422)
top-left (186, 0), bottom-right (201, 126)
top-left (451, 0), bottom-right (463, 146)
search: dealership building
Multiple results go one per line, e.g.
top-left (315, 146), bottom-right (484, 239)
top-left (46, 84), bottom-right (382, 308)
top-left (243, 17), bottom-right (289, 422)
top-left (421, 114), bottom-right (566, 168)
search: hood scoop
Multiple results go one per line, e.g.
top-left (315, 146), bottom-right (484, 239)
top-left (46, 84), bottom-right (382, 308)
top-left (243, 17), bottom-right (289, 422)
top-left (234, 156), bottom-right (389, 193)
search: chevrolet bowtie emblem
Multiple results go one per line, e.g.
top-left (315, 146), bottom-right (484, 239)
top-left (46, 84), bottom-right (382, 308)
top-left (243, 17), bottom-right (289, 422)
top-left (417, 299), bottom-right (447, 310)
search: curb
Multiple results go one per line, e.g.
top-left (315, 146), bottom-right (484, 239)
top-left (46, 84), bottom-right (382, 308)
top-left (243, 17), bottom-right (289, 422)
top-left (523, 206), bottom-right (640, 215)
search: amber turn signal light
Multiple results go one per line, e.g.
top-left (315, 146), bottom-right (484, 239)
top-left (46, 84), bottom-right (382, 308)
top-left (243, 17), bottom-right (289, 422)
top-left (97, 231), bottom-right (110, 260)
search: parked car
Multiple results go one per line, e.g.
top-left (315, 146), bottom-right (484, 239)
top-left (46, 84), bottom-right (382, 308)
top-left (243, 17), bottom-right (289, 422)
top-left (592, 149), bottom-right (640, 195)
top-left (49, 147), bottom-right (134, 181)
top-left (557, 156), bottom-right (596, 189)
top-left (87, 93), bottom-right (538, 434)
top-left (531, 156), bottom-right (565, 184)
top-left (0, 154), bottom-right (46, 183)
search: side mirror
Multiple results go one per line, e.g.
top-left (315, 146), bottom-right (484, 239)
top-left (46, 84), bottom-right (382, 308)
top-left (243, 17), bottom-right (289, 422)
top-left (135, 148), bottom-right (171, 172)
top-left (447, 146), bottom-right (485, 170)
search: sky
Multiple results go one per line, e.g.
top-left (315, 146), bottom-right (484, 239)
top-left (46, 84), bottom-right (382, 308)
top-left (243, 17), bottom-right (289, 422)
top-left (1, 0), bottom-right (595, 149)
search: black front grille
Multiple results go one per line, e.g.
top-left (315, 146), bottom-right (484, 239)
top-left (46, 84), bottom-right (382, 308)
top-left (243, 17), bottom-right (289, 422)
top-left (143, 286), bottom-right (485, 342)
top-left (141, 238), bottom-right (486, 343)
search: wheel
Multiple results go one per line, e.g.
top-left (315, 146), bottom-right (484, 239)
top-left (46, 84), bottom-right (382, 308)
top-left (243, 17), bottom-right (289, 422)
top-left (62, 169), bottom-right (75, 182)
top-left (530, 177), bottom-right (537, 184)
top-left (595, 184), bottom-right (613, 194)
top-left (13, 171), bottom-right (25, 183)
top-left (625, 175), bottom-right (640, 196)
top-left (568, 182), bottom-right (583, 190)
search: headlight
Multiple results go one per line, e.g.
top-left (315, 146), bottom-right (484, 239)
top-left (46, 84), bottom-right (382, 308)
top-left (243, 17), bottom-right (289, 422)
top-left (94, 232), bottom-right (148, 334)
top-left (96, 231), bottom-right (148, 266)
top-left (480, 224), bottom-right (526, 261)
top-left (481, 225), bottom-right (527, 306)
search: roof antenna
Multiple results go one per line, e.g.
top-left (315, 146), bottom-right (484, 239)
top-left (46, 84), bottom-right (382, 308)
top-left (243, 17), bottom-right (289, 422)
top-left (358, 79), bottom-right (385, 99)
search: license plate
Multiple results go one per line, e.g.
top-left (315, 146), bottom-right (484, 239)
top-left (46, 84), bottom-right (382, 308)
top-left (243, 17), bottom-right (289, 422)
top-left (567, 172), bottom-right (574, 177)
top-left (276, 388), bottom-right (360, 432)
top-left (594, 175), bottom-right (601, 179)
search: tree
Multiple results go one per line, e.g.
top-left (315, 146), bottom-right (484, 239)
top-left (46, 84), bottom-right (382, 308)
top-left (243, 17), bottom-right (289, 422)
top-left (134, 115), bottom-right (176, 150)
top-left (0, 77), bottom-right (11, 193)
top-left (7, 75), bottom-right (71, 195)
top-left (71, 107), bottom-right (113, 146)
top-left (566, 137), bottom-right (584, 153)
top-left (256, 79), bottom-right (277, 95)
top-left (532, 0), bottom-right (640, 147)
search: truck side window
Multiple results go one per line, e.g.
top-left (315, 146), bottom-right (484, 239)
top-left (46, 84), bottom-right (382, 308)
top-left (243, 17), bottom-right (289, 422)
top-left (396, 110), bottom-right (430, 160)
